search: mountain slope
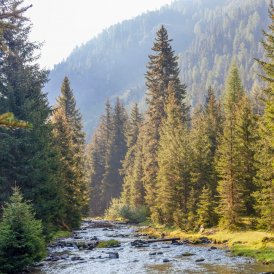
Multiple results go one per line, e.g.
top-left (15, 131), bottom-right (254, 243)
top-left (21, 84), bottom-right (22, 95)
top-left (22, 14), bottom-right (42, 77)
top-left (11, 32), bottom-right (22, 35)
top-left (45, 0), bottom-right (269, 136)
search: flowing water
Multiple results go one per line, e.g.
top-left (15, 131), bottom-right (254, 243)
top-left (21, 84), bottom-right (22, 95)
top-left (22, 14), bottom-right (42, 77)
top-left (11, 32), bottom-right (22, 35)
top-left (34, 221), bottom-right (273, 274)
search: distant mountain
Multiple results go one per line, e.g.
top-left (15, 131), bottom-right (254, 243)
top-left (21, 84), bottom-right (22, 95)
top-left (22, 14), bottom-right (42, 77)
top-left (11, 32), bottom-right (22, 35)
top-left (45, 0), bottom-right (269, 137)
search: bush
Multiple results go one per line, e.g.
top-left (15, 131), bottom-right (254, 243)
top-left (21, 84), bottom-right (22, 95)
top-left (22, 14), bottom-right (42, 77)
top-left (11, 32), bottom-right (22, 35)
top-left (105, 198), bottom-right (125, 221)
top-left (120, 205), bottom-right (149, 223)
top-left (105, 198), bottom-right (149, 223)
top-left (0, 188), bottom-right (46, 273)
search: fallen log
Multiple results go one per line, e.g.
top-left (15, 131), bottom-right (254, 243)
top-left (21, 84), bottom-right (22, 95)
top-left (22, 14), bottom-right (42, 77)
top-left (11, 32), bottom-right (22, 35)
top-left (146, 237), bottom-right (180, 243)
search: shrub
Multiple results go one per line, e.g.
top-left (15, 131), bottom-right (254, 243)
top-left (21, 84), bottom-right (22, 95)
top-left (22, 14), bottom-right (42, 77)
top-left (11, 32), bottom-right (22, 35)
top-left (105, 198), bottom-right (125, 221)
top-left (0, 188), bottom-right (46, 273)
top-left (120, 205), bottom-right (149, 223)
top-left (105, 198), bottom-right (149, 223)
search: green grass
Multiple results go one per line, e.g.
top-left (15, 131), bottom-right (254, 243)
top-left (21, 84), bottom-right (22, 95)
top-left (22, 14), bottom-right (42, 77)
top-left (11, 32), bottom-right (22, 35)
top-left (96, 240), bottom-right (120, 248)
top-left (49, 230), bottom-right (72, 242)
top-left (232, 244), bottom-right (274, 263)
top-left (139, 226), bottom-right (274, 263)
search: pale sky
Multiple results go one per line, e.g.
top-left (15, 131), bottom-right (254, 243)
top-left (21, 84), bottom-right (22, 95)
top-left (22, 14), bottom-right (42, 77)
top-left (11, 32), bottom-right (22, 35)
top-left (25, 0), bottom-right (174, 69)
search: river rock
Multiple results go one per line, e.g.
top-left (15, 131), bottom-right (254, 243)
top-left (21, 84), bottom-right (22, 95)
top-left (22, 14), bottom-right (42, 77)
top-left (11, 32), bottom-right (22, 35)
top-left (51, 256), bottom-right (61, 261)
top-left (163, 258), bottom-right (170, 263)
top-left (107, 252), bottom-right (119, 259)
top-left (192, 237), bottom-right (211, 244)
top-left (73, 234), bottom-right (83, 239)
top-left (181, 239), bottom-right (191, 244)
top-left (60, 254), bottom-right (69, 260)
top-left (149, 252), bottom-right (157, 255)
top-left (181, 252), bottom-right (196, 257)
top-left (195, 258), bottom-right (205, 262)
top-left (71, 256), bottom-right (84, 261)
top-left (172, 241), bottom-right (183, 245)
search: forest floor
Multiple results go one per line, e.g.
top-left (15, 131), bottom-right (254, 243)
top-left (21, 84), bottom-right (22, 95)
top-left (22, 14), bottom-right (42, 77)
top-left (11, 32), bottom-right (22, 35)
top-left (139, 225), bottom-right (274, 264)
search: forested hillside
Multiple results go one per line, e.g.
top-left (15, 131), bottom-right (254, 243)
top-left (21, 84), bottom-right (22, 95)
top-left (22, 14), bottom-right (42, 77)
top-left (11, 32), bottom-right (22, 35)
top-left (0, 0), bottom-right (273, 271)
top-left (46, 0), bottom-right (269, 135)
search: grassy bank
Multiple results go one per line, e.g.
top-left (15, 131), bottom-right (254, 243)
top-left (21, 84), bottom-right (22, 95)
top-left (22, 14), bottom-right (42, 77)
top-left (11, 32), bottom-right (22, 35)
top-left (139, 226), bottom-right (274, 264)
top-left (49, 230), bottom-right (72, 242)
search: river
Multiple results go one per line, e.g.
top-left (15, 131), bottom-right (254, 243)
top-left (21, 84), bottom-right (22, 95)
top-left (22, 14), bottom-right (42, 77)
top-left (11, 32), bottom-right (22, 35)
top-left (34, 220), bottom-right (273, 274)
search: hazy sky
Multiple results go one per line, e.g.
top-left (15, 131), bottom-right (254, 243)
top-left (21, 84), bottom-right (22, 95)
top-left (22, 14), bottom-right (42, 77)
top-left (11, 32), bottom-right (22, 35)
top-left (25, 0), bottom-right (173, 69)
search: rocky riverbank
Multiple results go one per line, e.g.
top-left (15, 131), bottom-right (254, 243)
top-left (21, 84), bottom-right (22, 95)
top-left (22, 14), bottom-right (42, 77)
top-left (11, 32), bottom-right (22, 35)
top-left (32, 220), bottom-right (274, 274)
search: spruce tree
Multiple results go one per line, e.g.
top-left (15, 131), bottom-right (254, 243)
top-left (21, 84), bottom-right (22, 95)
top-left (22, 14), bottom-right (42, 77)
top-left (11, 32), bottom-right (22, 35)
top-left (235, 95), bottom-right (257, 215)
top-left (89, 100), bottom-right (113, 216)
top-left (101, 98), bottom-right (127, 211)
top-left (128, 140), bottom-right (145, 208)
top-left (0, 188), bottom-right (46, 274)
top-left (216, 64), bottom-right (245, 229)
top-left (204, 87), bottom-right (223, 194)
top-left (197, 186), bottom-right (216, 228)
top-left (188, 107), bottom-right (212, 229)
top-left (254, 4), bottom-right (274, 231)
top-left (142, 25), bottom-right (187, 208)
top-left (121, 104), bottom-right (143, 207)
top-left (153, 82), bottom-right (190, 228)
top-left (0, 0), bottom-right (62, 229)
top-left (51, 77), bottom-right (88, 229)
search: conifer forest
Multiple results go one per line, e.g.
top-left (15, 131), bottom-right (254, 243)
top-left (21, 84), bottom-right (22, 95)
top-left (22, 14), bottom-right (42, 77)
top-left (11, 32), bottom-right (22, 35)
top-left (0, 0), bottom-right (273, 273)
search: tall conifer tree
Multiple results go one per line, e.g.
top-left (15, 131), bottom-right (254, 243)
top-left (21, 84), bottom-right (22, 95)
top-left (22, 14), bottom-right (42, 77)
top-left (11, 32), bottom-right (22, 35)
top-left (0, 0), bottom-right (62, 229)
top-left (254, 4), bottom-right (274, 231)
top-left (101, 98), bottom-right (127, 211)
top-left (153, 82), bottom-right (190, 228)
top-left (235, 95), bottom-right (257, 214)
top-left (89, 100), bottom-right (113, 216)
top-left (216, 64), bottom-right (245, 229)
top-left (51, 77), bottom-right (88, 229)
top-left (142, 25), bottom-right (187, 208)
top-left (121, 104), bottom-right (143, 207)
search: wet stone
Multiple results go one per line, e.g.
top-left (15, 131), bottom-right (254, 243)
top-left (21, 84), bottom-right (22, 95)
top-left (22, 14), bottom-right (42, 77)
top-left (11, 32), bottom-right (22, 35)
top-left (71, 256), bottom-right (84, 261)
top-left (107, 252), bottom-right (119, 259)
top-left (195, 258), bottom-right (205, 262)
top-left (60, 254), bottom-right (69, 260)
top-left (163, 258), bottom-right (170, 263)
top-left (181, 252), bottom-right (196, 257)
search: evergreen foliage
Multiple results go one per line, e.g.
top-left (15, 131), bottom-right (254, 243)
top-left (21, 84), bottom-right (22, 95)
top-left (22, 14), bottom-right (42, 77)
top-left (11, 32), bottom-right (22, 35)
top-left (89, 100), bottom-right (113, 216)
top-left (254, 4), bottom-right (274, 231)
top-left (216, 64), bottom-right (246, 229)
top-left (84, 15), bottom-right (274, 237)
top-left (89, 99), bottom-right (127, 215)
top-left (0, 0), bottom-right (62, 230)
top-left (0, 188), bottom-right (46, 274)
top-left (101, 98), bottom-right (128, 210)
top-left (121, 104), bottom-right (144, 208)
top-left (51, 77), bottom-right (89, 229)
top-left (153, 82), bottom-right (190, 228)
top-left (197, 187), bottom-right (216, 228)
top-left (142, 25), bottom-right (187, 208)
top-left (235, 95), bottom-right (257, 214)
top-left (0, 112), bottom-right (31, 128)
